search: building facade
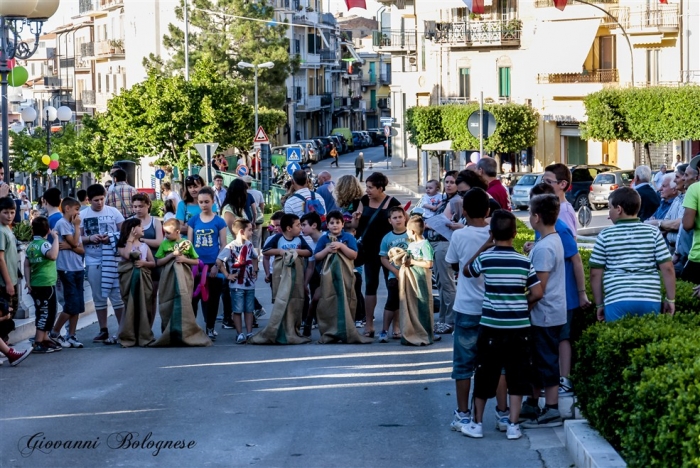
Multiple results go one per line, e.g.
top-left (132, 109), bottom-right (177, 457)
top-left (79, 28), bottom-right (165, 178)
top-left (375, 0), bottom-right (695, 172)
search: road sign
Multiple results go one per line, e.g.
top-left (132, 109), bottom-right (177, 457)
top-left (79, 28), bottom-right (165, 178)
top-left (286, 147), bottom-right (302, 162)
top-left (384, 126), bottom-right (391, 138)
top-left (237, 165), bottom-right (249, 177)
top-left (253, 126), bottom-right (269, 144)
top-left (155, 169), bottom-right (166, 180)
top-left (467, 110), bottom-right (497, 139)
top-left (578, 205), bottom-right (592, 228)
top-left (287, 161), bottom-right (301, 176)
top-left (194, 142), bottom-right (219, 185)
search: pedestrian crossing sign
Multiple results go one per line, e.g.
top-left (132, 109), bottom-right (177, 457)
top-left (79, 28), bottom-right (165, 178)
top-left (287, 148), bottom-right (302, 162)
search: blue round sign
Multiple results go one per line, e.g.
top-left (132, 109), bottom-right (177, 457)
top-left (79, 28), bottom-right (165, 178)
top-left (287, 162), bottom-right (301, 176)
top-left (237, 165), bottom-right (249, 177)
top-left (155, 169), bottom-right (166, 180)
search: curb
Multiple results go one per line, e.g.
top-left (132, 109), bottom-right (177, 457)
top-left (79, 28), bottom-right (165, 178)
top-left (565, 420), bottom-right (626, 468)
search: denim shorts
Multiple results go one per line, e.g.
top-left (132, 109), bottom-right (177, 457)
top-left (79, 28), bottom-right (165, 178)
top-left (531, 325), bottom-right (562, 388)
top-left (58, 270), bottom-right (85, 316)
top-left (231, 288), bottom-right (255, 314)
top-left (604, 301), bottom-right (661, 322)
top-left (452, 313), bottom-right (480, 380)
top-left (559, 308), bottom-right (576, 341)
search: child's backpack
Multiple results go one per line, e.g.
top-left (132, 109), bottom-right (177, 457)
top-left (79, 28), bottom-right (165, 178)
top-left (294, 191), bottom-right (327, 230)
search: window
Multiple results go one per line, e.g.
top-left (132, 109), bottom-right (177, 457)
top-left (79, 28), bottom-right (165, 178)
top-left (498, 67), bottom-right (510, 98)
top-left (105, 74), bottom-right (110, 93)
top-left (370, 89), bottom-right (377, 109)
top-left (646, 49), bottom-right (659, 85)
top-left (598, 36), bottom-right (616, 70)
top-left (459, 68), bottom-right (470, 99)
top-left (97, 73), bottom-right (102, 92)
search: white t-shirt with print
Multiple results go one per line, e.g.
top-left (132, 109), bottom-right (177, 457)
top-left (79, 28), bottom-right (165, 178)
top-left (445, 225), bottom-right (491, 315)
top-left (80, 205), bottom-right (125, 266)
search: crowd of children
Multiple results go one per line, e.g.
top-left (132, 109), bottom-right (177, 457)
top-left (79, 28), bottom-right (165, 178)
top-left (0, 165), bottom-right (677, 449)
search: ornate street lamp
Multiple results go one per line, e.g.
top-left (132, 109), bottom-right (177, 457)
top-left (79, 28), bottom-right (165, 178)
top-left (0, 0), bottom-right (61, 181)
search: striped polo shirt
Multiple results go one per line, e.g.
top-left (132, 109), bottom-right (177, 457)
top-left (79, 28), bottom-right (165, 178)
top-left (589, 218), bottom-right (671, 305)
top-left (468, 246), bottom-right (540, 329)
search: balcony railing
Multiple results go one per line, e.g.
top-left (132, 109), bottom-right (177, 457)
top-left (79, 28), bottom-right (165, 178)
top-left (319, 48), bottom-right (336, 61)
top-left (362, 73), bottom-right (377, 86)
top-left (372, 30), bottom-right (416, 50)
top-left (380, 72), bottom-right (391, 84)
top-left (534, 0), bottom-right (617, 7)
top-left (378, 98), bottom-right (389, 109)
top-left (537, 69), bottom-right (619, 84)
top-left (44, 77), bottom-right (62, 87)
top-left (59, 57), bottom-right (75, 69)
top-left (611, 4), bottom-right (679, 31)
top-left (439, 97), bottom-right (475, 105)
top-left (433, 20), bottom-right (521, 47)
top-left (96, 40), bottom-right (125, 56)
top-left (82, 90), bottom-right (96, 105)
top-left (321, 93), bottom-right (333, 106)
top-left (81, 42), bottom-right (95, 57)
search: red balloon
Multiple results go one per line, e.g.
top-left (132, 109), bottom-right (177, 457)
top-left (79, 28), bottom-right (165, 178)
top-left (48, 160), bottom-right (59, 170)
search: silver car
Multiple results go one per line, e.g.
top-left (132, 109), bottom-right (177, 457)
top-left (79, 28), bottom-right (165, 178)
top-left (511, 173), bottom-right (543, 210)
top-left (588, 170), bottom-right (635, 210)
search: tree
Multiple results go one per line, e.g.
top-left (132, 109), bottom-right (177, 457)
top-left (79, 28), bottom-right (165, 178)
top-left (93, 57), bottom-right (259, 171)
top-left (406, 103), bottom-right (539, 153)
top-left (145, 0), bottom-right (296, 109)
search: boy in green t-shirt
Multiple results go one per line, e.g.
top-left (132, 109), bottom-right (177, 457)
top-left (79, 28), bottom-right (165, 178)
top-left (24, 217), bottom-right (60, 354)
top-left (155, 219), bottom-right (200, 266)
top-left (0, 197), bottom-right (19, 342)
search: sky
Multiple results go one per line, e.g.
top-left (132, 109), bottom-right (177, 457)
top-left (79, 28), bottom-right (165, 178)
top-left (42, 0), bottom-right (383, 32)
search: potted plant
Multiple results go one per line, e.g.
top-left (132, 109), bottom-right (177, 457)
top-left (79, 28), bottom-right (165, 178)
top-left (108, 39), bottom-right (124, 53)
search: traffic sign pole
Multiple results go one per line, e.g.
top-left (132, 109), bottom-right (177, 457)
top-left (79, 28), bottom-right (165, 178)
top-left (479, 91), bottom-right (484, 159)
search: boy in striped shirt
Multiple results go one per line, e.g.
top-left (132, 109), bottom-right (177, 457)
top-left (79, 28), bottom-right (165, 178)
top-left (462, 210), bottom-right (543, 440)
top-left (590, 187), bottom-right (676, 322)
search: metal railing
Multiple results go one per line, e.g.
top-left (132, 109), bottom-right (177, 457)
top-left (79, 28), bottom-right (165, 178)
top-left (439, 97), bottom-right (475, 105)
top-left (82, 90), bottom-right (96, 105)
top-left (537, 69), bottom-right (619, 84)
top-left (60, 57), bottom-right (75, 69)
top-left (433, 20), bottom-right (521, 46)
top-left (78, 0), bottom-right (95, 14)
top-left (625, 4), bottom-right (678, 30)
top-left (372, 30), bottom-right (417, 49)
top-left (534, 0), bottom-right (618, 7)
top-left (80, 42), bottom-right (95, 57)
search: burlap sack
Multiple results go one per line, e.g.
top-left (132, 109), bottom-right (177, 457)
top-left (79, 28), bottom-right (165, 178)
top-left (118, 260), bottom-right (155, 347)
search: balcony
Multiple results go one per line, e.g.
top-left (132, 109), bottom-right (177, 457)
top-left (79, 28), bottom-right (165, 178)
top-left (608, 4), bottom-right (679, 32)
top-left (372, 30), bottom-right (416, 51)
top-left (439, 97), bottom-right (475, 105)
top-left (362, 73), bottom-right (377, 87)
top-left (79, 0), bottom-right (123, 15)
top-left (320, 93), bottom-right (333, 106)
top-left (377, 98), bottom-right (389, 109)
top-left (59, 57), bottom-right (75, 69)
top-left (534, 0), bottom-right (617, 7)
top-left (43, 77), bottom-right (65, 88)
top-left (81, 90), bottom-right (96, 106)
top-left (319, 48), bottom-right (336, 62)
top-left (432, 19), bottom-right (521, 48)
top-left (80, 42), bottom-right (95, 57)
top-left (380, 72), bottom-right (391, 84)
top-left (537, 69), bottom-right (619, 84)
top-left (299, 53), bottom-right (320, 68)
top-left (96, 40), bottom-right (125, 57)
top-left (75, 56), bottom-right (91, 71)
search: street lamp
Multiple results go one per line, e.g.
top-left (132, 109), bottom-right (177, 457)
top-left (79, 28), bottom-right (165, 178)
top-left (237, 61), bottom-right (274, 133)
top-left (20, 103), bottom-right (71, 187)
top-left (1, 0), bottom-right (60, 182)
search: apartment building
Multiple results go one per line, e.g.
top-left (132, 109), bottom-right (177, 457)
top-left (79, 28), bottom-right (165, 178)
top-left (358, 50), bottom-right (392, 129)
top-left (375, 0), bottom-right (692, 171)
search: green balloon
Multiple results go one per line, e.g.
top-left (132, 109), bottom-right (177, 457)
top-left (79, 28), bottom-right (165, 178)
top-left (8, 66), bottom-right (28, 87)
top-left (50, 153), bottom-right (59, 161)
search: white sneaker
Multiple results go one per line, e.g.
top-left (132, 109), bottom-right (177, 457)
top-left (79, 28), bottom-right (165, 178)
top-left (236, 333), bottom-right (246, 344)
top-left (450, 410), bottom-right (471, 431)
top-left (506, 423), bottom-right (522, 440)
top-left (461, 421), bottom-right (483, 438)
top-left (53, 334), bottom-right (71, 348)
top-left (495, 408), bottom-right (510, 432)
top-left (66, 335), bottom-right (84, 348)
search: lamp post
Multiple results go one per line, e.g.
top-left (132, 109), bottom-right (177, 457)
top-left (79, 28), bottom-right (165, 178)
top-left (21, 104), bottom-right (72, 188)
top-left (237, 61), bottom-right (275, 133)
top-left (1, 0), bottom-right (61, 180)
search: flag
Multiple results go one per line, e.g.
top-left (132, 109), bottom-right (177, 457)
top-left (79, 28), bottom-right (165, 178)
top-left (659, 0), bottom-right (668, 3)
top-left (345, 0), bottom-right (367, 9)
top-left (553, 0), bottom-right (567, 10)
top-left (463, 0), bottom-right (485, 14)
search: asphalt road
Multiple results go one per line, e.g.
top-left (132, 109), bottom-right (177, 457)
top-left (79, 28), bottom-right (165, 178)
top-left (1, 149), bottom-right (574, 467)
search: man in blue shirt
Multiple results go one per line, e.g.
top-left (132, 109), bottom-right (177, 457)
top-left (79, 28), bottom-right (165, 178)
top-left (316, 171), bottom-right (338, 213)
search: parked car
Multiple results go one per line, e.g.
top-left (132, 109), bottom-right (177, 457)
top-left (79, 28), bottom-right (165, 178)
top-left (566, 164), bottom-right (621, 210)
top-left (588, 170), bottom-right (635, 210)
top-left (511, 173), bottom-right (544, 210)
top-left (352, 131), bottom-right (366, 149)
top-left (297, 140), bottom-right (322, 163)
top-left (272, 144), bottom-right (311, 164)
top-left (369, 128), bottom-right (387, 146)
top-left (312, 136), bottom-right (332, 159)
top-left (359, 131), bottom-right (373, 146)
top-left (331, 128), bottom-right (353, 151)
top-left (328, 135), bottom-right (344, 154)
top-left (332, 134), bottom-right (349, 153)
top-left (500, 172), bottom-right (529, 196)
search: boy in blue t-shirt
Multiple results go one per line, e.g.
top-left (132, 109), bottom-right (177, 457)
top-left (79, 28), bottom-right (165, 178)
top-left (524, 183), bottom-right (591, 399)
top-left (262, 214), bottom-right (313, 258)
top-left (314, 210), bottom-right (358, 262)
top-left (378, 206), bottom-right (409, 343)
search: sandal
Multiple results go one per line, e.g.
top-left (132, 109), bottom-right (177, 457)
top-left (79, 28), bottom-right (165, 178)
top-left (363, 330), bottom-right (375, 338)
top-left (392, 332), bottom-right (402, 340)
top-left (103, 336), bottom-right (119, 345)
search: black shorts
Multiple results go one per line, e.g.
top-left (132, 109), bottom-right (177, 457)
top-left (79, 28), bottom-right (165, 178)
top-left (32, 286), bottom-right (57, 333)
top-left (681, 260), bottom-right (700, 285)
top-left (473, 326), bottom-right (533, 399)
top-left (384, 278), bottom-right (399, 311)
top-left (309, 270), bottom-right (321, 294)
top-left (531, 325), bottom-right (562, 388)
